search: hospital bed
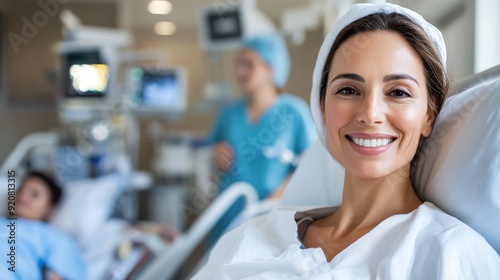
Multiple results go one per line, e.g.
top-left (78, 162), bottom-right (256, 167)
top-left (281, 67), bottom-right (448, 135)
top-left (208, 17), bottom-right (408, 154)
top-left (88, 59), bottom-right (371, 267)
top-left (0, 130), bottom-right (261, 279)
top-left (136, 182), bottom-right (260, 279)
top-left (0, 131), bottom-right (156, 279)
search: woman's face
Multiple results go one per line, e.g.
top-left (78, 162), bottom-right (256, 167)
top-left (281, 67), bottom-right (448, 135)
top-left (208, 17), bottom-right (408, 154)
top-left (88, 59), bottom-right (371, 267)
top-left (322, 31), bottom-right (434, 180)
top-left (16, 177), bottom-right (53, 221)
top-left (236, 49), bottom-right (273, 94)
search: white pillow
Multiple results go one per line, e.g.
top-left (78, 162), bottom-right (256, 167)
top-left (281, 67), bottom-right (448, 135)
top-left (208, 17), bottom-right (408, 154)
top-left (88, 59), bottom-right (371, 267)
top-left (411, 79), bottom-right (500, 253)
top-left (50, 174), bottom-right (125, 248)
top-left (284, 78), bottom-right (500, 254)
top-left (282, 140), bottom-right (343, 207)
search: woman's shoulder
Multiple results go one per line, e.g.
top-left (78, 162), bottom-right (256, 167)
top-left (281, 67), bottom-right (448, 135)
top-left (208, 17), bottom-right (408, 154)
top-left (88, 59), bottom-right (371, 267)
top-left (413, 202), bottom-right (500, 277)
top-left (415, 202), bottom-right (489, 244)
top-left (192, 206), bottom-right (313, 279)
top-left (204, 207), bottom-right (307, 258)
top-left (18, 218), bottom-right (76, 244)
top-left (231, 206), bottom-right (306, 245)
top-left (417, 202), bottom-right (484, 235)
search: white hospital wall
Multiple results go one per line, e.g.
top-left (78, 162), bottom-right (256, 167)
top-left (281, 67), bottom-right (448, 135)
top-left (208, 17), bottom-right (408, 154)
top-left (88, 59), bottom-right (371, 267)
top-left (474, 0), bottom-right (500, 73)
top-left (439, 0), bottom-right (476, 81)
top-left (434, 0), bottom-right (500, 80)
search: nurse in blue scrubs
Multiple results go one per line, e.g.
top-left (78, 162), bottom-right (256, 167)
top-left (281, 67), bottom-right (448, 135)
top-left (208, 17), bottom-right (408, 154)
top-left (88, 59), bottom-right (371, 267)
top-left (209, 34), bottom-right (317, 202)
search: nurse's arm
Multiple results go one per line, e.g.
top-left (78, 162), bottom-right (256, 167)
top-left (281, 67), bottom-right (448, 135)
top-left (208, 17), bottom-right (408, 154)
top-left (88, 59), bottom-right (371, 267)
top-left (213, 142), bottom-right (233, 171)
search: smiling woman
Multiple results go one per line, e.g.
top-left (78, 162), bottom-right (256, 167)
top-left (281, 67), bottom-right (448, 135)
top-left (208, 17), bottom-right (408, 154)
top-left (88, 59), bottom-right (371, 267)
top-left (306, 15), bottom-right (443, 261)
top-left (323, 31), bottom-right (435, 181)
top-left (191, 3), bottom-right (500, 280)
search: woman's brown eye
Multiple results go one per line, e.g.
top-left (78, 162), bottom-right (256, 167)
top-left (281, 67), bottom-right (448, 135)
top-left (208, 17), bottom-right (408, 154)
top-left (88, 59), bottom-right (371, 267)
top-left (337, 87), bottom-right (357, 96)
top-left (389, 89), bottom-right (411, 98)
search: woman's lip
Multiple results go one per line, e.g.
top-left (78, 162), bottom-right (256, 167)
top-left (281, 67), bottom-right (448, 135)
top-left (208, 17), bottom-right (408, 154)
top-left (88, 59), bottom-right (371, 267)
top-left (346, 134), bottom-right (396, 156)
top-left (347, 133), bottom-right (397, 139)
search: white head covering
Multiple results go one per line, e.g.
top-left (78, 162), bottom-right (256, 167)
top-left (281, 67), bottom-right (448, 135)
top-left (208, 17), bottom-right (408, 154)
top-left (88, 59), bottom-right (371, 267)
top-left (310, 3), bottom-right (447, 148)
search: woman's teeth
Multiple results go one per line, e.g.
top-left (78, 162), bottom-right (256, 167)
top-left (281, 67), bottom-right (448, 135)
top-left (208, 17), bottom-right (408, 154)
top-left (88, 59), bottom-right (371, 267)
top-left (352, 137), bottom-right (393, 147)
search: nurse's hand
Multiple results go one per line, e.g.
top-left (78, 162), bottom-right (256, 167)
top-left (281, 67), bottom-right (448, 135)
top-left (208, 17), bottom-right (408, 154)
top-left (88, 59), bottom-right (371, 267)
top-left (214, 143), bottom-right (233, 171)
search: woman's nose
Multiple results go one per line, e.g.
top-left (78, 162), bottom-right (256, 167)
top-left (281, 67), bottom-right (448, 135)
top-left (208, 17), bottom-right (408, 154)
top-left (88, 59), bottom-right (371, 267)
top-left (357, 92), bottom-right (384, 126)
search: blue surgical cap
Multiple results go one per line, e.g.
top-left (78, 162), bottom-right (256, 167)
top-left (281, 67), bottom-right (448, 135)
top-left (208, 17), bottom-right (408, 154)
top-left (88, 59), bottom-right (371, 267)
top-left (243, 34), bottom-right (291, 88)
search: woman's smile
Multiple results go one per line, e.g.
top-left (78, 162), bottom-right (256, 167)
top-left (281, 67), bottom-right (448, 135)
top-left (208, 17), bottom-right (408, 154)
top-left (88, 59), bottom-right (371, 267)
top-left (346, 133), bottom-right (397, 155)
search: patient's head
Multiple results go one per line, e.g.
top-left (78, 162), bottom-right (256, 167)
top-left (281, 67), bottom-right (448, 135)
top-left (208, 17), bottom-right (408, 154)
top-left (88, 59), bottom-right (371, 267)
top-left (16, 171), bottom-right (62, 221)
top-left (319, 13), bottom-right (449, 179)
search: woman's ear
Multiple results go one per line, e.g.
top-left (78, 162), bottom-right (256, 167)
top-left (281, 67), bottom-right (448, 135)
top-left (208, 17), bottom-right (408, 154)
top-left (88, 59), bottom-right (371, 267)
top-left (421, 109), bottom-right (436, 137)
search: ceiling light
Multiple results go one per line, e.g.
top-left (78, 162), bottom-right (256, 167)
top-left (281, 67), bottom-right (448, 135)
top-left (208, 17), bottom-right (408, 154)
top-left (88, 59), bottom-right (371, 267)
top-left (148, 0), bottom-right (173, 15)
top-left (154, 21), bottom-right (176, 36)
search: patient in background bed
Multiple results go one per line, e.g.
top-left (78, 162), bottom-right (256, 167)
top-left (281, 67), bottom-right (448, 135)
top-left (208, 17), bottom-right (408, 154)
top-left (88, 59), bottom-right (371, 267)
top-left (0, 171), bottom-right (86, 280)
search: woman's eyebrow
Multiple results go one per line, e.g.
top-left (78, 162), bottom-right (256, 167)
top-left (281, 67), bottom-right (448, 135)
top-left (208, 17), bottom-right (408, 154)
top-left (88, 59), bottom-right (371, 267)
top-left (330, 73), bottom-right (365, 85)
top-left (383, 74), bottom-right (419, 85)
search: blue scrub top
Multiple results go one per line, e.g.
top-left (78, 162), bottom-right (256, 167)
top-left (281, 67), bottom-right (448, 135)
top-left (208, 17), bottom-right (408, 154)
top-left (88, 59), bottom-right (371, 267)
top-left (209, 93), bottom-right (317, 200)
top-left (0, 217), bottom-right (86, 280)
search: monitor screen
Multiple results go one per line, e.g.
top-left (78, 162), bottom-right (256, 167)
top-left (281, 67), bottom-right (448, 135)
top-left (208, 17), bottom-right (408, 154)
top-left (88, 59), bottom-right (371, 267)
top-left (69, 64), bottom-right (109, 94)
top-left (199, 5), bottom-right (244, 51)
top-left (207, 10), bottom-right (242, 41)
top-left (130, 67), bottom-right (186, 112)
top-left (64, 50), bottom-right (109, 97)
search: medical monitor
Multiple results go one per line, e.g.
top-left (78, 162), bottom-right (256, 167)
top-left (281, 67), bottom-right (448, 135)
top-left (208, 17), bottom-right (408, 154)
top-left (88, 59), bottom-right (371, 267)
top-left (130, 67), bottom-right (187, 113)
top-left (198, 4), bottom-right (245, 51)
top-left (63, 50), bottom-right (109, 98)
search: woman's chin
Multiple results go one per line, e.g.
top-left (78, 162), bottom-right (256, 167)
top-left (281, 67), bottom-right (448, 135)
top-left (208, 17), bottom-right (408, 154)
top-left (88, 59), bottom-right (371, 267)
top-left (347, 163), bottom-right (398, 181)
top-left (15, 208), bottom-right (36, 220)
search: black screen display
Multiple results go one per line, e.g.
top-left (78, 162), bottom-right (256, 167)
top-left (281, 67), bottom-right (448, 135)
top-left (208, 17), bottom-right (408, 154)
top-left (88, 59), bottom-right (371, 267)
top-left (207, 10), bottom-right (242, 41)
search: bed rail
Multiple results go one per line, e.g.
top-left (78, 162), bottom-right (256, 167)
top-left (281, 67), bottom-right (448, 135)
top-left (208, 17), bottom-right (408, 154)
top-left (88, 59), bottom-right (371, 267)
top-left (137, 182), bottom-right (259, 280)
